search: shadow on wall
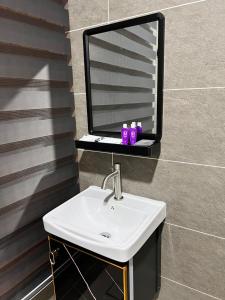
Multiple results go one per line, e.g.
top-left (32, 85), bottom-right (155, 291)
top-left (0, 43), bottom-right (80, 299)
top-left (115, 155), bottom-right (159, 184)
top-left (79, 151), bottom-right (113, 175)
top-left (79, 150), bottom-right (159, 185)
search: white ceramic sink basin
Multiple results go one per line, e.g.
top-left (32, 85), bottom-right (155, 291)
top-left (43, 186), bottom-right (166, 262)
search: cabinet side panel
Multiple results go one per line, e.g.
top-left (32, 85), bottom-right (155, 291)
top-left (133, 229), bottom-right (159, 300)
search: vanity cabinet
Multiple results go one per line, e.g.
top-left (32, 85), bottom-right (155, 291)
top-left (49, 236), bottom-right (128, 300)
top-left (48, 224), bottom-right (162, 300)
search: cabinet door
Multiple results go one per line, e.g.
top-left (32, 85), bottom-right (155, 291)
top-left (49, 238), bottom-right (128, 300)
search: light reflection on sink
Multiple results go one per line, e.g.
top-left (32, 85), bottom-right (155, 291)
top-left (43, 186), bottom-right (166, 262)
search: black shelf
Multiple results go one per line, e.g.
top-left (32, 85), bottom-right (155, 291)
top-left (75, 140), bottom-right (161, 157)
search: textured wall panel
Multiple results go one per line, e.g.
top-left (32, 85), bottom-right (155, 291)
top-left (0, 1), bottom-right (77, 299)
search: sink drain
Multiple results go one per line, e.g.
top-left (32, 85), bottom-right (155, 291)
top-left (100, 232), bottom-right (111, 239)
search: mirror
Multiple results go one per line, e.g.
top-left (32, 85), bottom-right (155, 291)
top-left (83, 13), bottom-right (164, 141)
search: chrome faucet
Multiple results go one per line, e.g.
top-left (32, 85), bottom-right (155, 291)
top-left (101, 163), bottom-right (123, 200)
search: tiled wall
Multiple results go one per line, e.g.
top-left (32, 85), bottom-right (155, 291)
top-left (68, 1), bottom-right (225, 299)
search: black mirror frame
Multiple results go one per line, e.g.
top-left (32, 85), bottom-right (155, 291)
top-left (83, 12), bottom-right (165, 142)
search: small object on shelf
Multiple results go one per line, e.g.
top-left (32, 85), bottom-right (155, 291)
top-left (79, 134), bottom-right (102, 142)
top-left (79, 134), bottom-right (122, 144)
top-left (137, 122), bottom-right (143, 134)
top-left (121, 123), bottom-right (129, 145)
top-left (129, 123), bottom-right (137, 145)
top-left (129, 121), bottom-right (136, 139)
top-left (98, 137), bottom-right (122, 144)
top-left (134, 139), bottom-right (155, 146)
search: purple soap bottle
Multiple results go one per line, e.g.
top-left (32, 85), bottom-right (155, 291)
top-left (121, 123), bottom-right (129, 145)
top-left (137, 122), bottom-right (143, 134)
top-left (130, 121), bottom-right (136, 138)
top-left (129, 123), bottom-right (137, 145)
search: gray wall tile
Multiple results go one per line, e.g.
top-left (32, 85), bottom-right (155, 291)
top-left (162, 224), bottom-right (225, 299)
top-left (109, 0), bottom-right (191, 21)
top-left (158, 277), bottom-right (216, 300)
top-left (68, 0), bottom-right (108, 30)
top-left (164, 0), bottom-right (225, 88)
top-left (110, 0), bottom-right (225, 89)
top-left (74, 94), bottom-right (88, 139)
top-left (114, 155), bottom-right (225, 239)
top-left (78, 150), bottom-right (112, 191)
top-left (69, 30), bottom-right (85, 93)
top-left (161, 89), bottom-right (225, 166)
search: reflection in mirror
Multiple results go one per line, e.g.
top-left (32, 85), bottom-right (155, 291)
top-left (88, 21), bottom-right (159, 134)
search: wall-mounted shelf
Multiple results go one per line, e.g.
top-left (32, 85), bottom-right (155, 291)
top-left (75, 140), bottom-right (161, 157)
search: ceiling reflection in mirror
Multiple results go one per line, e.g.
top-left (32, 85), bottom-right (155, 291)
top-left (87, 20), bottom-right (159, 134)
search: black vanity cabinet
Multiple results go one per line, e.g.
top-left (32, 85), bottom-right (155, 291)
top-left (48, 225), bottom-right (162, 300)
top-left (49, 237), bottom-right (128, 300)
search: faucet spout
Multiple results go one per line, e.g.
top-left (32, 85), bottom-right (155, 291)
top-left (102, 170), bottom-right (118, 190)
top-left (101, 163), bottom-right (123, 200)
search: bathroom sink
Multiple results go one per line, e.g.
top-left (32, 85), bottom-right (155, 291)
top-left (43, 186), bottom-right (166, 262)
